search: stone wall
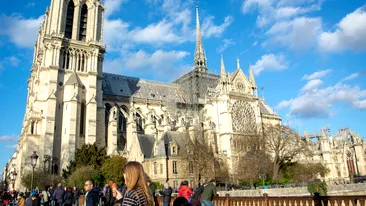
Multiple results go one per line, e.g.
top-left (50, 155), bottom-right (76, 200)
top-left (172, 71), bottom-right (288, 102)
top-left (218, 183), bottom-right (366, 197)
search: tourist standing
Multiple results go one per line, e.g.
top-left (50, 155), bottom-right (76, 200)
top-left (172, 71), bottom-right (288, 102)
top-left (73, 186), bottom-right (81, 206)
top-left (31, 193), bottom-right (41, 206)
top-left (200, 180), bottom-right (217, 206)
top-left (18, 192), bottom-right (26, 206)
top-left (115, 161), bottom-right (154, 206)
top-left (63, 187), bottom-right (73, 206)
top-left (105, 180), bottom-right (115, 206)
top-left (178, 181), bottom-right (193, 201)
top-left (159, 183), bottom-right (172, 206)
top-left (84, 180), bottom-right (100, 206)
top-left (52, 183), bottom-right (65, 206)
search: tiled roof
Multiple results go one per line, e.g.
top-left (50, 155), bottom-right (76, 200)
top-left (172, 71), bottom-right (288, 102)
top-left (102, 73), bottom-right (186, 103)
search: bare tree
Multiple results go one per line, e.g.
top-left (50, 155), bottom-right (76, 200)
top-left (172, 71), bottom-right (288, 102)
top-left (233, 132), bottom-right (272, 186)
top-left (264, 125), bottom-right (308, 183)
top-left (181, 125), bottom-right (229, 188)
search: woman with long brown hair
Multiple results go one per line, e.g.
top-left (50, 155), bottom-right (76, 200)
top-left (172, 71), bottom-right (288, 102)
top-left (117, 161), bottom-right (154, 206)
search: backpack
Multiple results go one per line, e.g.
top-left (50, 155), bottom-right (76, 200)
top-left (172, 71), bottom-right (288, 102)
top-left (189, 186), bottom-right (205, 204)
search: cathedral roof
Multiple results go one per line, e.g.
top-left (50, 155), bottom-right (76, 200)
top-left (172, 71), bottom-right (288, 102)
top-left (137, 134), bottom-right (155, 158)
top-left (102, 73), bottom-right (186, 103)
top-left (259, 100), bottom-right (278, 116)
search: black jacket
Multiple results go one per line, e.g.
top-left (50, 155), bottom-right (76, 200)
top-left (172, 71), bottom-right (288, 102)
top-left (85, 187), bottom-right (100, 206)
top-left (32, 198), bottom-right (41, 206)
top-left (64, 192), bottom-right (74, 205)
top-left (104, 186), bottom-right (115, 206)
top-left (159, 187), bottom-right (172, 203)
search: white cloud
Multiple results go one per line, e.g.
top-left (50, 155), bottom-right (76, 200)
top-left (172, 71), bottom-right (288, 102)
top-left (277, 76), bottom-right (366, 118)
top-left (301, 79), bottom-right (323, 92)
top-left (202, 16), bottom-right (234, 38)
top-left (318, 6), bottom-right (366, 52)
top-left (253, 41), bottom-right (258, 46)
top-left (129, 20), bottom-right (183, 44)
top-left (342, 71), bottom-right (366, 82)
top-left (0, 135), bottom-right (18, 142)
top-left (217, 39), bottom-right (235, 53)
top-left (242, 0), bottom-right (322, 27)
top-left (252, 53), bottom-right (289, 75)
top-left (0, 14), bottom-right (44, 48)
top-left (354, 99), bottom-right (366, 109)
top-left (265, 17), bottom-right (322, 51)
top-left (104, 0), bottom-right (129, 18)
top-left (103, 0), bottom-right (232, 51)
top-left (104, 50), bottom-right (190, 79)
top-left (302, 69), bottom-right (332, 80)
top-left (6, 144), bottom-right (18, 149)
top-left (26, 2), bottom-right (35, 7)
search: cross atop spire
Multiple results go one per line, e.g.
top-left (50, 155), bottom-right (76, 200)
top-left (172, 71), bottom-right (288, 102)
top-left (194, 6), bottom-right (207, 72)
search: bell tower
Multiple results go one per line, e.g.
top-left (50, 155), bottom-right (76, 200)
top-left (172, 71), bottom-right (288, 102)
top-left (16, 0), bottom-right (106, 184)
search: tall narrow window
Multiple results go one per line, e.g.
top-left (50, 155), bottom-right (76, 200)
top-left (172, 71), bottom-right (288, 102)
top-left (118, 112), bottom-right (127, 132)
top-left (172, 161), bottom-right (177, 174)
top-left (65, 1), bottom-right (75, 39)
top-left (79, 4), bottom-right (88, 41)
top-left (136, 113), bottom-right (144, 134)
top-left (154, 162), bottom-right (157, 175)
top-left (160, 164), bottom-right (163, 174)
top-left (80, 103), bottom-right (86, 136)
top-left (96, 6), bottom-right (103, 41)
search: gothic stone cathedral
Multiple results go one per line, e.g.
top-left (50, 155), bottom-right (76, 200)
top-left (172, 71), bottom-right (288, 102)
top-left (10, 0), bottom-right (284, 190)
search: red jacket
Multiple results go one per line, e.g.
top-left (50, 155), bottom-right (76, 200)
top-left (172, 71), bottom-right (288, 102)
top-left (178, 185), bottom-right (193, 200)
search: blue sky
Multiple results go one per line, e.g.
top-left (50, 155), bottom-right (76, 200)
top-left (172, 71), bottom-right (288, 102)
top-left (0, 0), bottom-right (366, 168)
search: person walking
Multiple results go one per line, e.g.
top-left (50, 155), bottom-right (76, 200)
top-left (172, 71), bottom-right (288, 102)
top-left (200, 180), bottom-right (217, 206)
top-left (115, 161), bottom-right (154, 206)
top-left (52, 183), bottom-right (65, 206)
top-left (159, 183), bottom-right (172, 206)
top-left (84, 180), bottom-right (100, 206)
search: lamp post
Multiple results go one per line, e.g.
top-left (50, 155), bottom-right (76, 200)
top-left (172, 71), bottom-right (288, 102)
top-left (259, 173), bottom-right (266, 190)
top-left (30, 151), bottom-right (39, 192)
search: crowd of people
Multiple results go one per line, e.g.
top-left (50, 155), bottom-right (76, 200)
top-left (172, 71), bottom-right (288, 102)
top-left (1, 161), bottom-right (218, 206)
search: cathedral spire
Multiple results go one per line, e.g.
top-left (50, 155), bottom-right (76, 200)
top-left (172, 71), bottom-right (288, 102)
top-left (194, 6), bottom-right (207, 72)
top-left (249, 65), bottom-right (257, 88)
top-left (220, 54), bottom-right (226, 80)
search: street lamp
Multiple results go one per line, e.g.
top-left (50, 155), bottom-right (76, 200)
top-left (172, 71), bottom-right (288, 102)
top-left (30, 151), bottom-right (39, 191)
top-left (259, 173), bottom-right (266, 189)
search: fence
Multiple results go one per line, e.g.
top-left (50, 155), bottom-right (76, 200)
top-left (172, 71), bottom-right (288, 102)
top-left (156, 194), bottom-right (366, 206)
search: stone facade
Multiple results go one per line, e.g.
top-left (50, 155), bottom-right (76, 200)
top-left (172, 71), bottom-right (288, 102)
top-left (7, 0), bottom-right (282, 191)
top-left (302, 128), bottom-right (366, 183)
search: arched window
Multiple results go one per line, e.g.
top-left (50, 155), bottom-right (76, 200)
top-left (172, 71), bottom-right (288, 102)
top-left (79, 4), bottom-right (88, 41)
top-left (118, 111), bottom-right (127, 132)
top-left (136, 113), bottom-right (144, 134)
top-left (65, 1), bottom-right (75, 39)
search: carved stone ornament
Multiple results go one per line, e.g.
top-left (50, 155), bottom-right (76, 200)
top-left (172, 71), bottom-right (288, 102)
top-left (234, 79), bottom-right (246, 93)
top-left (231, 100), bottom-right (256, 133)
top-left (37, 50), bottom-right (44, 63)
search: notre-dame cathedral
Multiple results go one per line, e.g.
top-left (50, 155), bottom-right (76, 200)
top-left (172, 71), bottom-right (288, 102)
top-left (7, 0), bottom-right (365, 191)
